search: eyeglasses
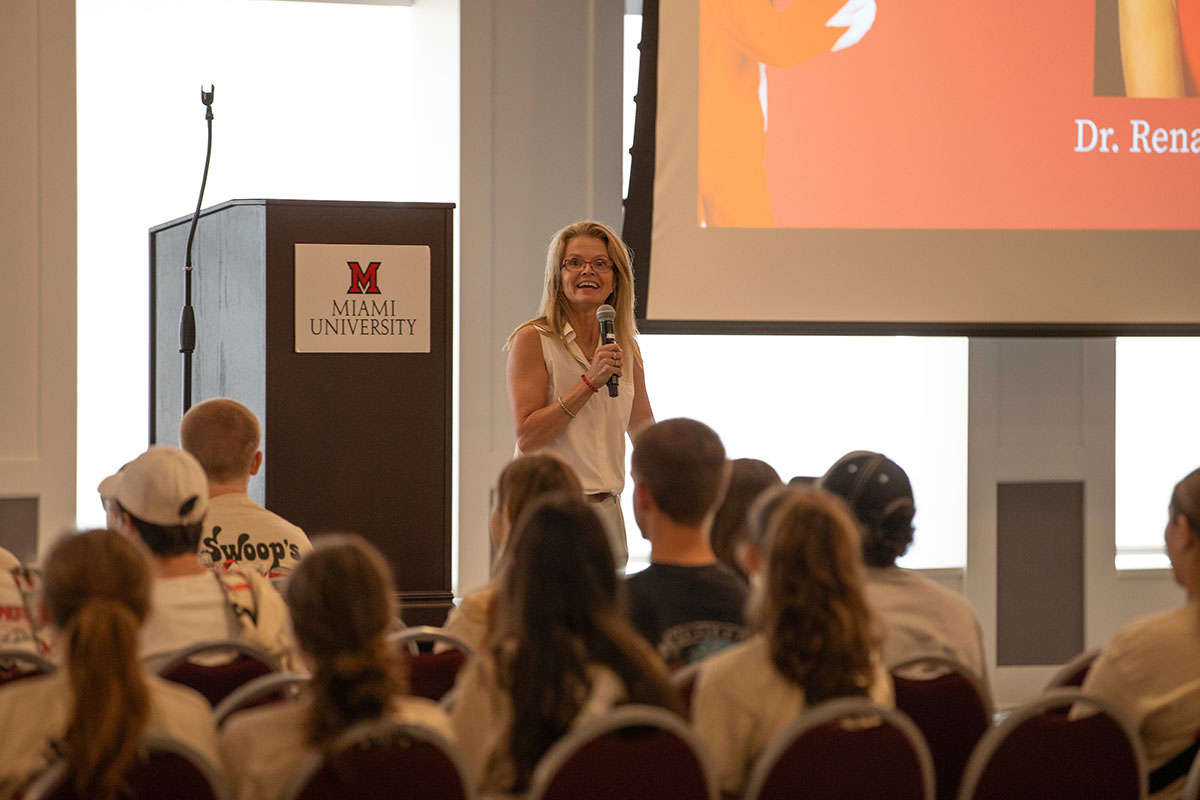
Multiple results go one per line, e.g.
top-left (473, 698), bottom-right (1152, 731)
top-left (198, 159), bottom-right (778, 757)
top-left (561, 257), bottom-right (614, 273)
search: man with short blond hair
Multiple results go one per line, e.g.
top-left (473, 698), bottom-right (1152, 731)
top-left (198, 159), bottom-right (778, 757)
top-left (180, 398), bottom-right (311, 580)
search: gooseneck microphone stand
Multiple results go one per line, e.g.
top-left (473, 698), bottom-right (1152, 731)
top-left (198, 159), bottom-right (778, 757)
top-left (181, 85), bottom-right (215, 416)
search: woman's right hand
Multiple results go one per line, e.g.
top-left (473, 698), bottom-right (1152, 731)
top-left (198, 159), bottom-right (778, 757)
top-left (585, 342), bottom-right (624, 389)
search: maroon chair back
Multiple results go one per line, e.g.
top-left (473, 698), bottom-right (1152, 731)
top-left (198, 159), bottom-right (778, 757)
top-left (959, 689), bottom-right (1146, 800)
top-left (404, 649), bottom-right (469, 702)
top-left (891, 656), bottom-right (992, 800)
top-left (526, 705), bottom-right (717, 800)
top-left (160, 652), bottom-right (277, 707)
top-left (744, 698), bottom-right (934, 800)
top-left (22, 734), bottom-right (228, 800)
top-left (281, 720), bottom-right (472, 800)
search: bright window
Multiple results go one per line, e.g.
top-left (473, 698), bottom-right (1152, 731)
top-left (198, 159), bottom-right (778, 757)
top-left (76, 0), bottom-right (458, 526)
top-left (1115, 338), bottom-right (1200, 569)
top-left (622, 335), bottom-right (969, 571)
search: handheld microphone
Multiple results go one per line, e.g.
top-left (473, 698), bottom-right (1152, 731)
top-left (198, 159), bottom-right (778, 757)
top-left (596, 304), bottom-right (618, 398)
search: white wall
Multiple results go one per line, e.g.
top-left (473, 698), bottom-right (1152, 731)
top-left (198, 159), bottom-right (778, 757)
top-left (0, 0), bottom-right (77, 559)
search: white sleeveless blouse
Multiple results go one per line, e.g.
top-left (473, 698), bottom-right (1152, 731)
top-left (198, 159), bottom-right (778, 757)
top-left (517, 324), bottom-right (634, 495)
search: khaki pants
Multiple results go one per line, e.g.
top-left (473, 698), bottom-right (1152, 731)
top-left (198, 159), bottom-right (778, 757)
top-left (590, 493), bottom-right (629, 571)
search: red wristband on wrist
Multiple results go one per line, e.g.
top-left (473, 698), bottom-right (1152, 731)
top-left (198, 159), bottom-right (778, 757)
top-left (581, 374), bottom-right (600, 393)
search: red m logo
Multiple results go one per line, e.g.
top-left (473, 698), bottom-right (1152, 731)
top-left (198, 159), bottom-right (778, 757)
top-left (346, 261), bottom-right (382, 294)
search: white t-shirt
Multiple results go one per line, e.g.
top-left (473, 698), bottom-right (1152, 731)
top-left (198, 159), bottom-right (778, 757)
top-left (863, 565), bottom-right (988, 686)
top-left (140, 572), bottom-right (241, 664)
top-left (197, 493), bottom-right (312, 579)
top-left (1079, 601), bottom-right (1200, 800)
top-left (0, 548), bottom-right (44, 661)
top-left (692, 634), bottom-right (894, 797)
top-left (0, 670), bottom-right (220, 800)
top-left (219, 692), bottom-right (452, 800)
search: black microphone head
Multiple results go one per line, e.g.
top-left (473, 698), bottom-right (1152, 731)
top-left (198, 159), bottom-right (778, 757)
top-left (596, 304), bottom-right (616, 323)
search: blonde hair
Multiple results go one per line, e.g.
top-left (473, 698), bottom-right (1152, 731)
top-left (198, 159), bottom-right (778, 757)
top-left (179, 397), bottom-right (260, 483)
top-left (44, 530), bottom-right (152, 800)
top-left (758, 490), bottom-right (878, 704)
top-left (505, 220), bottom-right (641, 360)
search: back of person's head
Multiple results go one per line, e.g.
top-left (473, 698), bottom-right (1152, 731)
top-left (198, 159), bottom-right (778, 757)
top-left (631, 417), bottom-right (728, 526)
top-left (1170, 467), bottom-right (1200, 533)
top-left (496, 495), bottom-right (680, 791)
top-left (43, 530), bottom-right (151, 800)
top-left (496, 453), bottom-right (583, 533)
top-left (103, 445), bottom-right (209, 557)
top-left (710, 458), bottom-right (782, 580)
top-left (179, 397), bottom-right (261, 484)
top-left (758, 489), bottom-right (877, 705)
top-left (285, 534), bottom-right (406, 749)
top-left (818, 451), bottom-right (916, 567)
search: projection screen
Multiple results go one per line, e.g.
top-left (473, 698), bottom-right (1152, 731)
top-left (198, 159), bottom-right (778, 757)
top-left (623, 0), bottom-right (1200, 334)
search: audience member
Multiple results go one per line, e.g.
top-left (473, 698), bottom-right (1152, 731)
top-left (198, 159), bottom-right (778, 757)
top-left (450, 495), bottom-right (682, 797)
top-left (180, 398), bottom-right (312, 580)
top-left (819, 451), bottom-right (987, 682)
top-left (102, 445), bottom-right (295, 669)
top-left (0, 546), bottom-right (47, 665)
top-left (625, 418), bottom-right (749, 668)
top-left (1077, 467), bottom-right (1200, 800)
top-left (441, 454), bottom-right (583, 651)
top-left (709, 458), bottom-right (782, 582)
top-left (692, 488), bottom-right (892, 797)
top-left (220, 534), bottom-right (451, 800)
top-left (0, 530), bottom-right (219, 800)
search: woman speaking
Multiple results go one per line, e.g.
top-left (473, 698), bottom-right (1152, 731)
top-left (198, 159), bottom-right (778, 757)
top-left (505, 221), bottom-right (653, 568)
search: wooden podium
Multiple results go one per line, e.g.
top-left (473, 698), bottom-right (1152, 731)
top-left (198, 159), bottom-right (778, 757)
top-left (149, 199), bottom-right (455, 624)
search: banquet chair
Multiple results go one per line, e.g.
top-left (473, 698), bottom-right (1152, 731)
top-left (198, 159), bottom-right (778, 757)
top-left (212, 670), bottom-right (310, 728)
top-left (890, 653), bottom-right (993, 800)
top-left (390, 626), bottom-right (473, 702)
top-left (154, 639), bottom-right (282, 707)
top-left (0, 649), bottom-right (55, 686)
top-left (278, 718), bottom-right (475, 800)
top-left (22, 733), bottom-right (230, 800)
top-left (743, 697), bottom-right (935, 800)
top-left (1181, 746), bottom-right (1200, 800)
top-left (956, 688), bottom-right (1147, 800)
top-left (1043, 647), bottom-right (1101, 690)
top-left (526, 704), bottom-right (718, 800)
top-left (670, 660), bottom-right (704, 719)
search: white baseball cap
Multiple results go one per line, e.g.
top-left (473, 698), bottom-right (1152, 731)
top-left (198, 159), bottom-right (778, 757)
top-left (99, 445), bottom-right (209, 526)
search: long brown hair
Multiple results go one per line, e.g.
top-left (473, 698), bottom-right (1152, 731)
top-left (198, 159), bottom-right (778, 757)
top-left (43, 530), bottom-right (152, 800)
top-left (491, 495), bottom-right (681, 791)
top-left (758, 490), bottom-right (878, 704)
top-left (285, 534), bottom-right (408, 750)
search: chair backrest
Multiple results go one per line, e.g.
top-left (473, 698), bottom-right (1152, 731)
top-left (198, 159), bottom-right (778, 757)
top-left (891, 653), bottom-right (993, 800)
top-left (278, 718), bottom-right (476, 800)
top-left (212, 670), bottom-right (310, 728)
top-left (154, 638), bottom-right (282, 707)
top-left (670, 661), bottom-right (704, 720)
top-left (525, 704), bottom-right (718, 800)
top-left (0, 648), bottom-right (55, 685)
top-left (390, 627), bottom-right (473, 701)
top-left (1043, 648), bottom-right (1100, 690)
top-left (22, 733), bottom-right (231, 800)
top-left (957, 688), bottom-right (1148, 800)
top-left (1182, 745), bottom-right (1200, 800)
top-left (743, 697), bottom-right (935, 800)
